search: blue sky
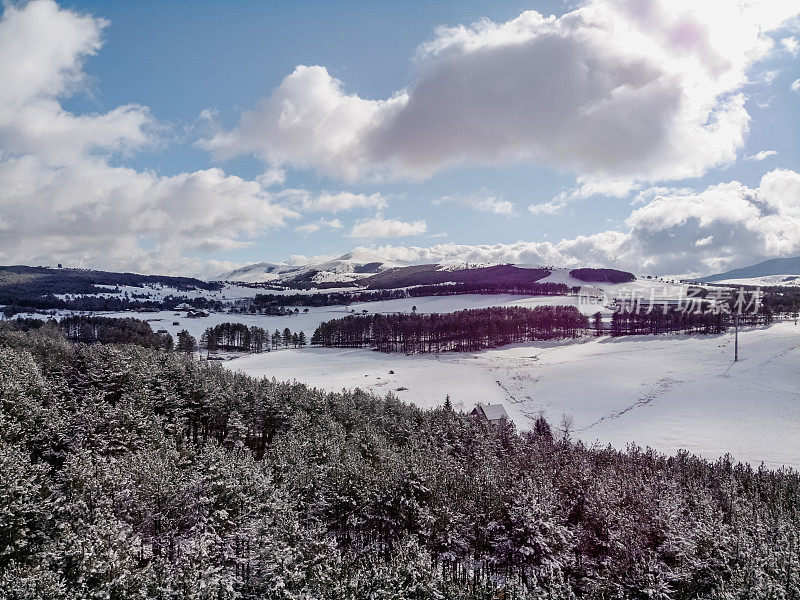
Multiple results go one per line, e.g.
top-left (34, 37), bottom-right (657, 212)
top-left (0, 0), bottom-right (799, 277)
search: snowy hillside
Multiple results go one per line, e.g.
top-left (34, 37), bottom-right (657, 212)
top-left (228, 321), bottom-right (800, 469)
top-left (713, 274), bottom-right (800, 287)
top-left (87, 293), bottom-right (601, 345)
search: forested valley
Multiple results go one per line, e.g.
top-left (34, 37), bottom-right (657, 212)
top-left (2, 326), bottom-right (798, 599)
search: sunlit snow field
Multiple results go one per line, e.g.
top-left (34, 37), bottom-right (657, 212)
top-left (227, 321), bottom-right (800, 470)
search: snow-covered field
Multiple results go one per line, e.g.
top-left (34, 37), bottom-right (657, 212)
top-left (57, 283), bottom-right (264, 302)
top-left (227, 321), bottom-right (800, 470)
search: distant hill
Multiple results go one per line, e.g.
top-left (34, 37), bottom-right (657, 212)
top-left (220, 249), bottom-right (648, 290)
top-left (701, 256), bottom-right (800, 282)
top-left (0, 265), bottom-right (223, 314)
top-left (569, 268), bottom-right (635, 284)
top-left (0, 265), bottom-right (219, 297)
top-left (363, 264), bottom-right (550, 289)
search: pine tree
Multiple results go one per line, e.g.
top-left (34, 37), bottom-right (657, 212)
top-left (271, 329), bottom-right (280, 350)
top-left (160, 332), bottom-right (174, 351)
top-left (282, 328), bottom-right (291, 348)
top-left (533, 413), bottom-right (553, 440)
top-left (176, 330), bottom-right (197, 355)
top-left (200, 328), bottom-right (218, 353)
top-left (593, 311), bottom-right (603, 336)
top-left (298, 331), bottom-right (307, 348)
top-left (2, 325), bottom-right (799, 598)
top-left (291, 332), bottom-right (299, 348)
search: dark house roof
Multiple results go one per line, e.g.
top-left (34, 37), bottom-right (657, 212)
top-left (470, 403), bottom-right (509, 422)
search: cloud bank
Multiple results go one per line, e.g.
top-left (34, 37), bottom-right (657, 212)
top-left (356, 169), bottom-right (800, 277)
top-left (0, 0), bottom-right (295, 277)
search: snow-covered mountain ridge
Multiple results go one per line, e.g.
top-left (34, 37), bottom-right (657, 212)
top-left (700, 256), bottom-right (800, 283)
top-left (219, 250), bottom-right (410, 286)
top-left (218, 250), bottom-right (634, 289)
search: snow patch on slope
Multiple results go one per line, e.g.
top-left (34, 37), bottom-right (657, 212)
top-left (715, 275), bottom-right (800, 287)
top-left (220, 249), bottom-right (409, 284)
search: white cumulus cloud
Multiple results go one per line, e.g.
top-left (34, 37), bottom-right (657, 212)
top-left (203, 0), bottom-right (798, 190)
top-left (745, 150), bottom-right (778, 161)
top-left (294, 218), bottom-right (343, 234)
top-left (529, 192), bottom-right (571, 215)
top-left (782, 37), bottom-right (799, 54)
top-left (279, 189), bottom-right (388, 214)
top-left (348, 216), bottom-right (427, 238)
top-left (435, 193), bottom-right (515, 216)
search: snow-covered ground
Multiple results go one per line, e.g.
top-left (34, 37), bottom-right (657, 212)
top-left (12, 284), bottom-right (796, 467)
top-left (713, 274), bottom-right (800, 287)
top-left (226, 321), bottom-right (800, 470)
top-left (51, 283), bottom-right (261, 303)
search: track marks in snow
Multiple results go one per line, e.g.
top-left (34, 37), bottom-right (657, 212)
top-left (767, 344), bottom-right (799, 363)
top-left (579, 377), bottom-right (680, 432)
top-left (496, 380), bottom-right (518, 404)
top-left (496, 379), bottom-right (544, 422)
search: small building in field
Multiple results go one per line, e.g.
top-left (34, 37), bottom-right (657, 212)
top-left (470, 403), bottom-right (509, 424)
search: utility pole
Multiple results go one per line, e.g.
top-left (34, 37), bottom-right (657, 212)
top-left (734, 315), bottom-right (739, 362)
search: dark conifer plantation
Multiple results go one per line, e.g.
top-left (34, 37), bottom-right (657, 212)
top-left (201, 323), bottom-right (305, 353)
top-left (609, 305), bottom-right (773, 336)
top-left (313, 305), bottom-right (589, 352)
top-left (7, 315), bottom-right (172, 349)
top-left (0, 326), bottom-right (798, 599)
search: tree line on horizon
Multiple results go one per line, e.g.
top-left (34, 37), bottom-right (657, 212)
top-left (6, 316), bottom-right (176, 350)
top-left (311, 306), bottom-right (589, 352)
top-left (246, 280), bottom-right (574, 312)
